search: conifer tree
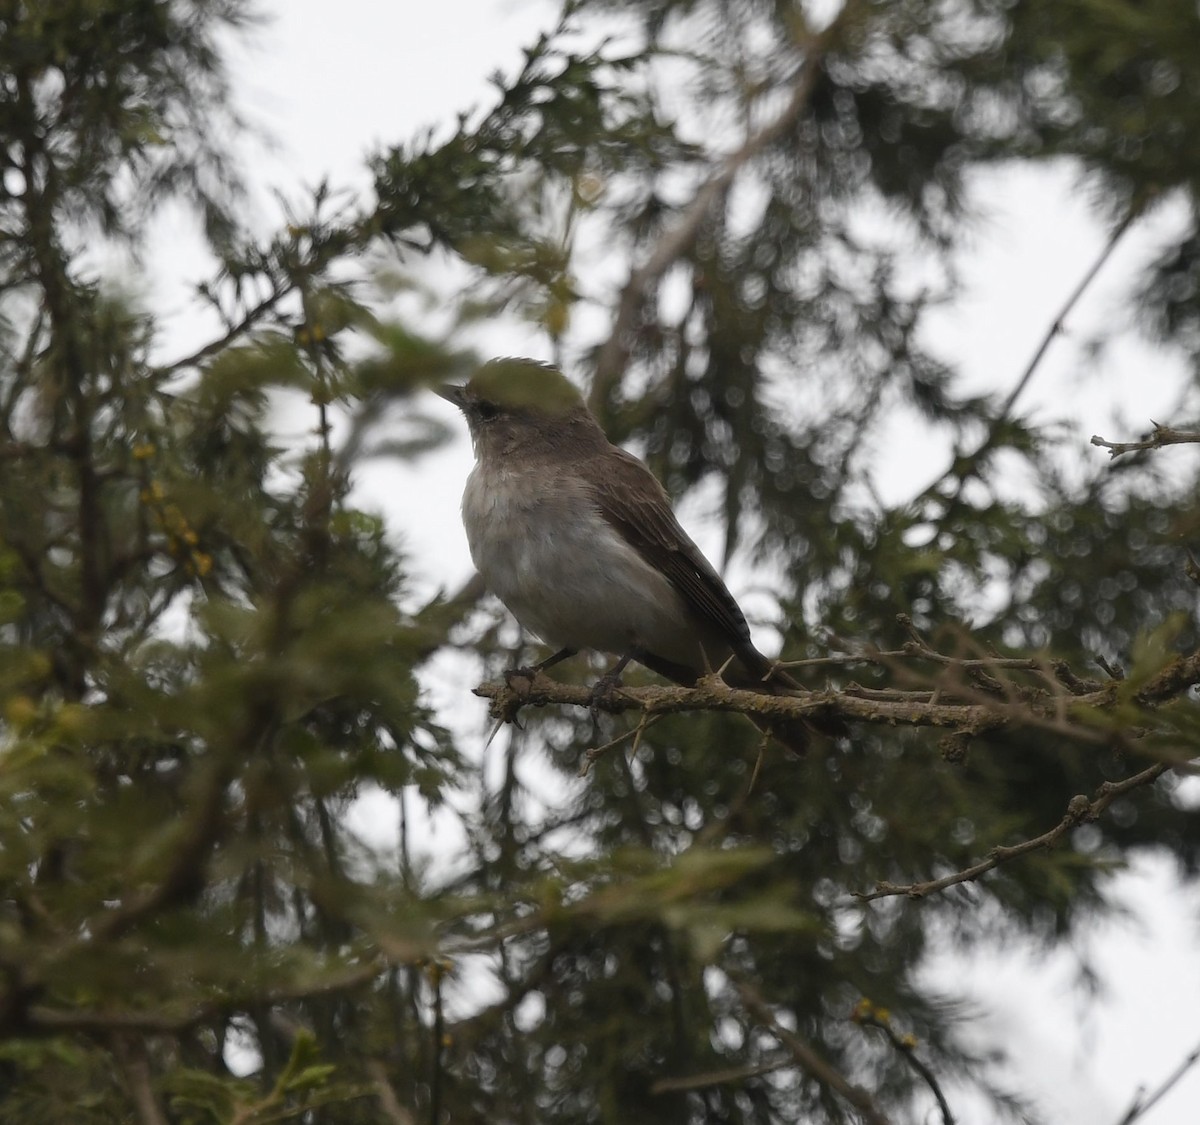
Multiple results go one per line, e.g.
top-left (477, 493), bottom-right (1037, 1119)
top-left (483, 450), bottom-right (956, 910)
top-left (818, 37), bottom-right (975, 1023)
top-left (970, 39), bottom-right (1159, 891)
top-left (0, 1), bottom-right (1197, 1121)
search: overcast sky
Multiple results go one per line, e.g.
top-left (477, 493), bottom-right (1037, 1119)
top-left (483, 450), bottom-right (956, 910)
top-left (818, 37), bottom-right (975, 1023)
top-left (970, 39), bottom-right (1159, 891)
top-left (144, 1), bottom-right (1200, 1119)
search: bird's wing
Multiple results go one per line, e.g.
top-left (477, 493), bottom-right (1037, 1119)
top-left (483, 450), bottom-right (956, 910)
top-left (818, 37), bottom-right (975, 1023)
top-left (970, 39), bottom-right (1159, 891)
top-left (587, 446), bottom-right (765, 671)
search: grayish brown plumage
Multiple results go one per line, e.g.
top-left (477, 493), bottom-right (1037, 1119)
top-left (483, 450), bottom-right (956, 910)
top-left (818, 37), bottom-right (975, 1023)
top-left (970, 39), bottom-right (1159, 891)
top-left (437, 357), bottom-right (814, 752)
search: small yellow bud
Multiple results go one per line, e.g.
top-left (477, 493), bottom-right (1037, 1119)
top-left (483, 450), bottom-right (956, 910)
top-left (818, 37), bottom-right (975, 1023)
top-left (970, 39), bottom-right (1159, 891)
top-left (900, 1033), bottom-right (917, 1050)
top-left (132, 442), bottom-right (156, 460)
top-left (311, 323), bottom-right (326, 342)
top-left (5, 695), bottom-right (37, 727)
top-left (194, 553), bottom-right (213, 577)
top-left (27, 653), bottom-right (52, 680)
top-left (543, 300), bottom-right (569, 338)
top-left (182, 529), bottom-right (199, 546)
top-left (55, 703), bottom-right (86, 735)
top-left (874, 1007), bottom-right (890, 1025)
top-left (440, 1034), bottom-right (453, 1049)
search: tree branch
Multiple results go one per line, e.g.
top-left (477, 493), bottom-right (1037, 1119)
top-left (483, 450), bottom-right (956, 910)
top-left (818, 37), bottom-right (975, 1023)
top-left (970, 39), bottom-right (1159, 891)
top-left (1113, 1035), bottom-right (1200, 1125)
top-left (650, 1055), bottom-right (791, 1094)
top-left (852, 1004), bottom-right (955, 1125)
top-left (1000, 208), bottom-right (1138, 422)
top-left (856, 760), bottom-right (1170, 902)
top-left (474, 637), bottom-right (1200, 746)
top-left (27, 958), bottom-right (386, 1036)
top-left (923, 206), bottom-right (1138, 502)
top-left (1091, 423), bottom-right (1200, 460)
top-left (589, 4), bottom-right (860, 407)
top-left (154, 282), bottom-right (289, 376)
top-left (478, 669), bottom-right (1003, 733)
top-left (735, 981), bottom-right (891, 1125)
top-left (111, 1035), bottom-right (169, 1125)
top-left (366, 1059), bottom-right (419, 1125)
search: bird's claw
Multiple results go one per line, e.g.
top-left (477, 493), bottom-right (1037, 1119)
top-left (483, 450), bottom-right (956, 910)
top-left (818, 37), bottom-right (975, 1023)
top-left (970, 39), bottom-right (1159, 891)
top-left (503, 665), bottom-right (541, 691)
top-left (587, 670), bottom-right (624, 724)
top-left (491, 667), bottom-right (542, 732)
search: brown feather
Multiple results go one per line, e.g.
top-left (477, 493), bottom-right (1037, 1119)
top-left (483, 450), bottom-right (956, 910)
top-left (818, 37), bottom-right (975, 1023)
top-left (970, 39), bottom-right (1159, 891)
top-left (584, 446), bottom-right (778, 686)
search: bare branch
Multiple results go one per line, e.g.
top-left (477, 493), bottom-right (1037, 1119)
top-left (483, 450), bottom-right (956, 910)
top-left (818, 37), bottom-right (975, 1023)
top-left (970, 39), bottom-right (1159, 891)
top-left (366, 1059), bottom-right (419, 1125)
top-left (923, 207), bottom-right (1138, 501)
top-left (154, 282), bottom-right (290, 377)
top-left (857, 760), bottom-right (1171, 902)
top-left (853, 1005), bottom-right (955, 1125)
top-left (27, 958), bottom-right (386, 1036)
top-left (578, 711), bottom-right (659, 777)
top-left (1000, 208), bottom-right (1138, 421)
top-left (474, 617), bottom-right (1200, 762)
top-left (735, 981), bottom-right (892, 1125)
top-left (1114, 1036), bottom-right (1200, 1125)
top-left (784, 637), bottom-right (1103, 697)
top-left (1091, 423), bottom-right (1200, 460)
top-left (651, 1055), bottom-right (792, 1094)
top-left (589, 4), bottom-right (862, 407)
top-left (472, 658), bottom-right (1193, 746)
top-left (112, 1035), bottom-right (169, 1125)
top-left (476, 669), bottom-right (1006, 734)
top-left (1133, 647), bottom-right (1200, 705)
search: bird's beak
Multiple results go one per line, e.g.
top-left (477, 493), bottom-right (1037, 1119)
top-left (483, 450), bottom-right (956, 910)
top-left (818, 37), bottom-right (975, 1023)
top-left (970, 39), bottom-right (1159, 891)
top-left (433, 383), bottom-right (468, 410)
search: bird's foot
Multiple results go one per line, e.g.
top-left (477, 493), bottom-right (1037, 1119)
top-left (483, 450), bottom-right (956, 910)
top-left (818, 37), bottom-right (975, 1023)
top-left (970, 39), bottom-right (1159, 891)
top-left (495, 666), bottom-right (548, 731)
top-left (503, 665), bottom-right (543, 692)
top-left (587, 669), bottom-right (626, 724)
top-left (503, 648), bottom-right (577, 693)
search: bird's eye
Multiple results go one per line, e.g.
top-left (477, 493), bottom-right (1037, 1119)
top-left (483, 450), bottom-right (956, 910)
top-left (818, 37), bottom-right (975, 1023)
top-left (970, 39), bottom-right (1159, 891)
top-left (476, 400), bottom-right (500, 421)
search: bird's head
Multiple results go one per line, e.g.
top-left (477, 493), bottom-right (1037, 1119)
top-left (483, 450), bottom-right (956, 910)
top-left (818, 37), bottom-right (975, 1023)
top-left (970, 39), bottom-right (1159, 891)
top-left (436, 358), bottom-right (591, 459)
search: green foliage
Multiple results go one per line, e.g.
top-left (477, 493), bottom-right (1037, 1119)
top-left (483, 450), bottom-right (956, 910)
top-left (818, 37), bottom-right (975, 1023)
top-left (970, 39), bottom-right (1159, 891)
top-left (0, 1), bottom-right (1197, 1123)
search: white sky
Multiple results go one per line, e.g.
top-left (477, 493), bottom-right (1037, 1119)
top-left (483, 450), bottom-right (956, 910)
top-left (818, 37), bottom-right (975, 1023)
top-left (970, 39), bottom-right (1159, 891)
top-left (141, 1), bottom-right (1200, 1120)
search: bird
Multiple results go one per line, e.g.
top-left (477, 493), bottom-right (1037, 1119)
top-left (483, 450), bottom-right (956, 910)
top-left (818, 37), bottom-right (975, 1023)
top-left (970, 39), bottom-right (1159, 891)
top-left (436, 357), bottom-right (818, 754)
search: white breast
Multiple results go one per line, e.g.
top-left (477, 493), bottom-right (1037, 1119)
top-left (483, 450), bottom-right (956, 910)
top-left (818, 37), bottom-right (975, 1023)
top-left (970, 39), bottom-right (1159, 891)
top-left (461, 462), bottom-right (699, 664)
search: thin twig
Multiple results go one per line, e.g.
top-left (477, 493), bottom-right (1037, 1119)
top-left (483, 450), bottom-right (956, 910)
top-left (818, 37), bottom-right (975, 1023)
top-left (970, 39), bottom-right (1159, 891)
top-left (856, 761), bottom-right (1170, 902)
top-left (786, 642), bottom-right (1100, 696)
top-left (1113, 1036), bottom-right (1200, 1125)
top-left (28, 958), bottom-right (386, 1035)
top-left (429, 960), bottom-right (445, 1125)
top-left (746, 741), bottom-right (766, 795)
top-left (651, 1054), bottom-right (792, 1094)
top-left (735, 981), bottom-right (892, 1125)
top-left (155, 283), bottom-right (288, 377)
top-left (1000, 209), bottom-right (1138, 421)
top-left (855, 1009), bottom-right (955, 1125)
top-left (579, 712), bottom-right (659, 777)
top-left (1091, 423), bottom-right (1200, 460)
top-left (589, 3), bottom-right (860, 408)
top-left (112, 1035), bottom-right (169, 1125)
top-left (366, 1059), bottom-right (418, 1125)
top-left (925, 207), bottom-right (1138, 500)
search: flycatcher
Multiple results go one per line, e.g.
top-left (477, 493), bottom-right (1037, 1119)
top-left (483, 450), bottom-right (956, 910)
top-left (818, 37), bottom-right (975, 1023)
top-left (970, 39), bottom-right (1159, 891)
top-left (437, 357), bottom-right (815, 753)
